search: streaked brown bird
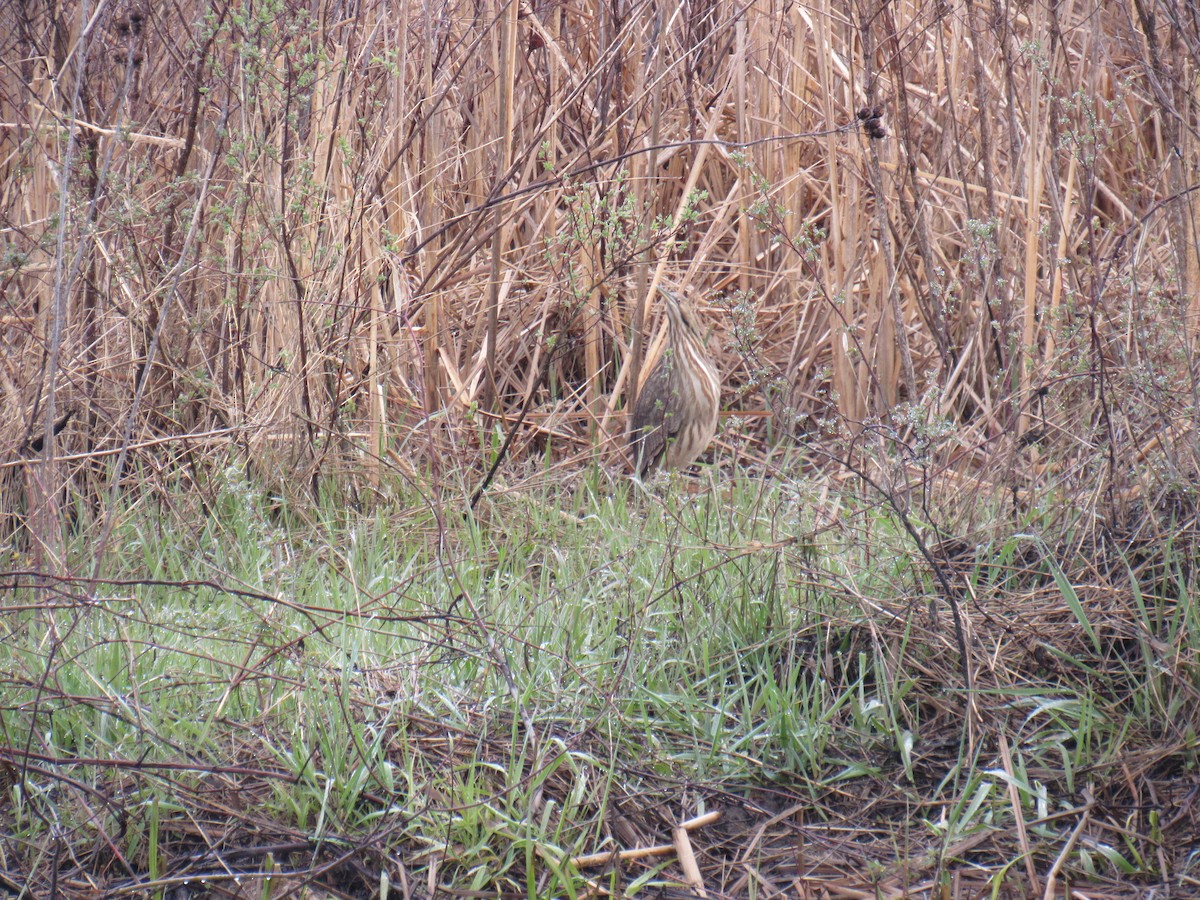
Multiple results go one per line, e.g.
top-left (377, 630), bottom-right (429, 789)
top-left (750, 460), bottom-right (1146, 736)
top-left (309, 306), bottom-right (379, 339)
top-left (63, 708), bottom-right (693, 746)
top-left (629, 287), bottom-right (721, 477)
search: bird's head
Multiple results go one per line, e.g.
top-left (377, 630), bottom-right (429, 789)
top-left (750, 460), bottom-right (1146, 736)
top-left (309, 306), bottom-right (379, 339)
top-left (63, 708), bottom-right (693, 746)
top-left (658, 286), bottom-right (708, 347)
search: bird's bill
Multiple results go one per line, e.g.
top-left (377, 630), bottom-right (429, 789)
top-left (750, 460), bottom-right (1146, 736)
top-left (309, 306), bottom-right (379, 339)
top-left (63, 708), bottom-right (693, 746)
top-left (656, 284), bottom-right (682, 310)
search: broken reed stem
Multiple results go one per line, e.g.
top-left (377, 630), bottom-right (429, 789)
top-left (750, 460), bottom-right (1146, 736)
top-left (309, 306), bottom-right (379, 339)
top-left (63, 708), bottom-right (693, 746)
top-left (570, 810), bottom-right (720, 869)
top-left (672, 822), bottom-right (707, 897)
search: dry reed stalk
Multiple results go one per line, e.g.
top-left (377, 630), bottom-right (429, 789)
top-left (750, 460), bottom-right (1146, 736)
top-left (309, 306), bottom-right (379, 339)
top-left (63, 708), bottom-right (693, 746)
top-left (813, 0), bottom-right (867, 428)
top-left (420, 10), bottom-right (445, 418)
top-left (733, 17), bottom-right (751, 301)
top-left (862, 1), bottom-right (915, 408)
top-left (1017, 0), bottom-right (1048, 440)
top-left (484, 0), bottom-right (519, 412)
top-left (19, 48), bottom-right (69, 568)
top-left (626, 9), bottom-right (665, 438)
top-left (1045, 153), bottom-right (1078, 363)
top-left (578, 188), bottom-right (603, 445)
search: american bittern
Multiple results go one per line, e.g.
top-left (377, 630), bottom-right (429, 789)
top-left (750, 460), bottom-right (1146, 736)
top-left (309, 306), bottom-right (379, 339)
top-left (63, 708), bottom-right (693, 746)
top-left (629, 288), bottom-right (720, 477)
